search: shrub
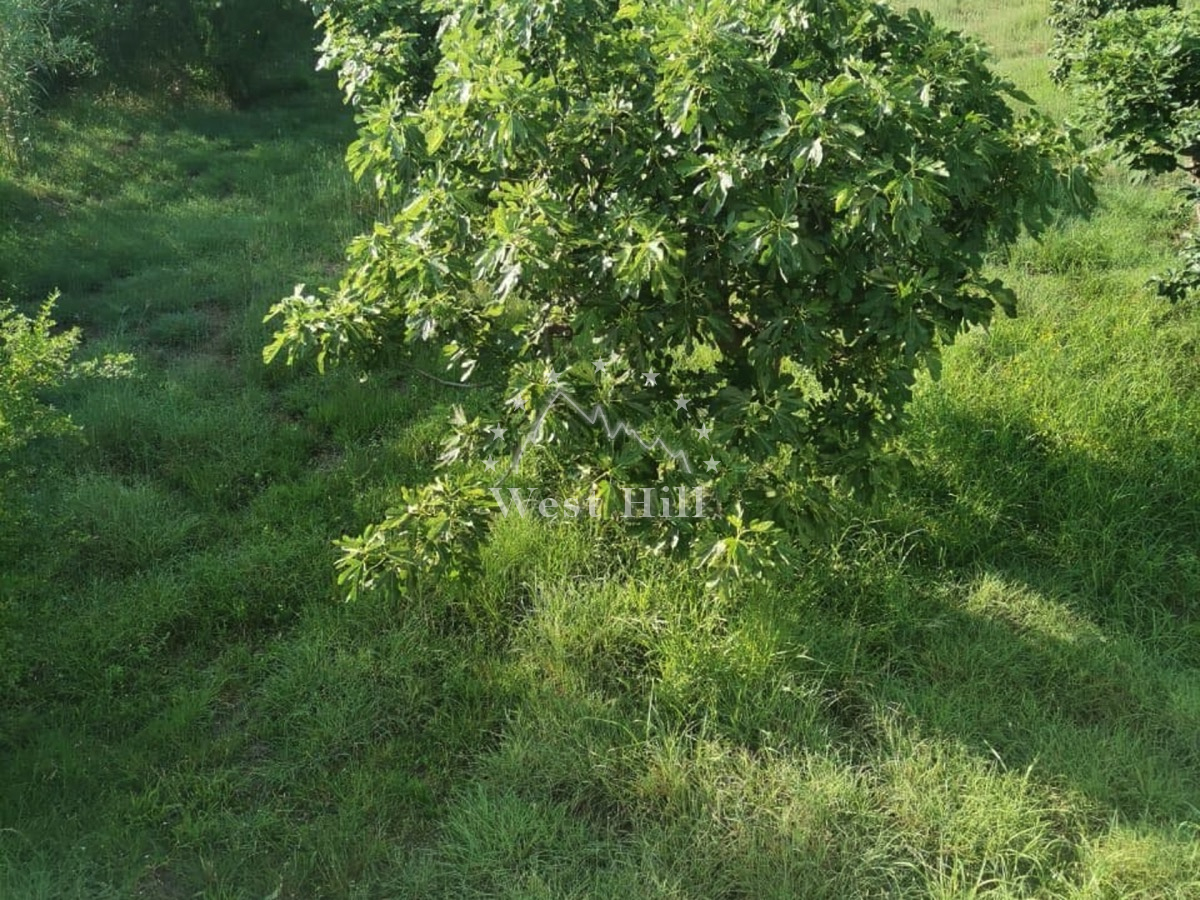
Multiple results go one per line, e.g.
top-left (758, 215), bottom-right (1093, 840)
top-left (268, 0), bottom-right (1094, 591)
top-left (0, 294), bottom-right (80, 458)
top-left (1, 292), bottom-right (134, 466)
top-left (0, 0), bottom-right (93, 162)
top-left (77, 0), bottom-right (315, 106)
top-left (2, 294), bottom-right (81, 571)
top-left (1056, 4), bottom-right (1200, 300)
top-left (1, 295), bottom-right (134, 584)
top-left (1048, 0), bottom-right (1173, 82)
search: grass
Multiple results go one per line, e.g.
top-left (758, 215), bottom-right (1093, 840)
top-left (2, 2), bottom-right (1199, 897)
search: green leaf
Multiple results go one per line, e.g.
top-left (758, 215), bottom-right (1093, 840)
top-left (279, 0), bottom-right (1097, 596)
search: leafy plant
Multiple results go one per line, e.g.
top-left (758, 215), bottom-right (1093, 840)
top-left (0, 0), bottom-right (93, 162)
top-left (269, 0), bottom-right (1094, 593)
top-left (77, 0), bottom-right (314, 105)
top-left (1048, 0), bottom-right (1171, 82)
top-left (0, 294), bottom-right (80, 457)
top-left (1055, 3), bottom-right (1200, 300)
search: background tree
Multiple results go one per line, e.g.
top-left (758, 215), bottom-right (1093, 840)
top-left (1053, 1), bottom-right (1200, 301)
top-left (1048, 0), bottom-right (1173, 82)
top-left (268, 0), bottom-right (1094, 592)
top-left (77, 0), bottom-right (316, 106)
top-left (0, 0), bottom-right (316, 132)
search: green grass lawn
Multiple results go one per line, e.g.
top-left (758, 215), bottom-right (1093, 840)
top-left (2, 3), bottom-right (1199, 897)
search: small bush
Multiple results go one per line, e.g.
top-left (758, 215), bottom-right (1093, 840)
top-left (0, 293), bottom-right (79, 459)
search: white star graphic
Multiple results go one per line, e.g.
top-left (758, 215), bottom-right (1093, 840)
top-left (705, 457), bottom-right (720, 472)
top-left (697, 422), bottom-right (712, 440)
top-left (548, 367), bottom-right (565, 388)
top-left (642, 369), bottom-right (659, 386)
top-left (592, 357), bottom-right (607, 373)
top-left (484, 457), bottom-right (499, 472)
top-left (675, 396), bottom-right (690, 411)
top-left (488, 425), bottom-right (507, 442)
top-left (508, 394), bottom-right (526, 411)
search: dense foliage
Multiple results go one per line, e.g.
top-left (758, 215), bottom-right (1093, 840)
top-left (0, 0), bottom-right (314, 144)
top-left (309, 0), bottom-right (440, 108)
top-left (1048, 0), bottom-right (1173, 81)
top-left (0, 0), bottom-right (92, 161)
top-left (1054, 1), bottom-right (1200, 301)
top-left (0, 294), bottom-right (79, 458)
top-left (268, 0), bottom-right (1093, 589)
top-left (78, 0), bottom-right (316, 105)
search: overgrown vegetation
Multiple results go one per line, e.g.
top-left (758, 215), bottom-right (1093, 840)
top-left (1051, 0), bottom-right (1200, 301)
top-left (1, 1), bottom-right (1198, 897)
top-left (76, 0), bottom-right (317, 105)
top-left (0, 0), bottom-right (92, 161)
top-left (268, 0), bottom-right (1095, 590)
top-left (0, 0), bottom-right (315, 160)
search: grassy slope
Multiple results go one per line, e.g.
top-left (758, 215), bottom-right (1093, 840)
top-left (2, 3), bottom-right (1199, 898)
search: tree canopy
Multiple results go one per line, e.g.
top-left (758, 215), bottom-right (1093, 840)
top-left (268, 0), bottom-right (1095, 589)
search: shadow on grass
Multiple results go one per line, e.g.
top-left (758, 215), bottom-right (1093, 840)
top-left (758, 401), bottom-right (1200, 821)
top-left (898, 405), bottom-right (1200, 658)
top-left (404, 397), bottom-right (1200, 896)
top-left (0, 82), bottom-right (358, 332)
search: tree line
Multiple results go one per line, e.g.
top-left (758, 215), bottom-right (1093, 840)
top-left (1, 0), bottom-right (314, 161)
